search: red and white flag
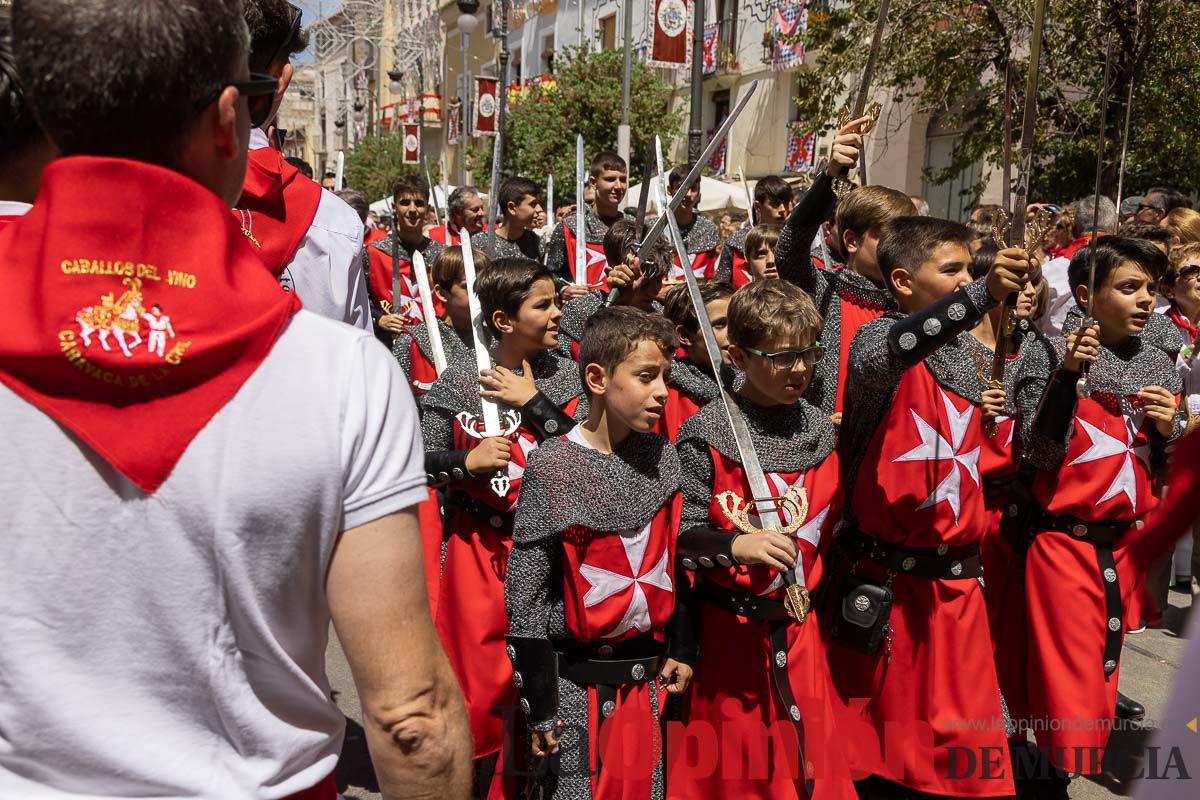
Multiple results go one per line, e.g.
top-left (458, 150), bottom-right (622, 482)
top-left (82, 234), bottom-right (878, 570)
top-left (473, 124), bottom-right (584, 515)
top-left (446, 104), bottom-right (461, 145)
top-left (474, 76), bottom-right (499, 136)
top-left (646, 0), bottom-right (691, 70)
top-left (402, 124), bottom-right (420, 165)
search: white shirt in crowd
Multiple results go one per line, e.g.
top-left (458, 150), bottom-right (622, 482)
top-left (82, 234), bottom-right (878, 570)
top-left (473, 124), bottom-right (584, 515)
top-left (0, 199), bottom-right (33, 218)
top-left (0, 313), bottom-right (426, 798)
top-left (249, 128), bottom-right (371, 331)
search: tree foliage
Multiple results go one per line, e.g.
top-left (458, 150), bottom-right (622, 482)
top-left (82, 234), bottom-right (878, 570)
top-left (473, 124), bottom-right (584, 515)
top-left (342, 132), bottom-right (417, 201)
top-left (466, 45), bottom-right (686, 199)
top-left (796, 0), bottom-right (1199, 205)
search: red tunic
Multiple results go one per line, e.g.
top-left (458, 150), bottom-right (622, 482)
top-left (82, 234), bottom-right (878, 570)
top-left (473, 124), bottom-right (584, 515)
top-left (730, 245), bottom-right (752, 289)
top-left (435, 399), bottom-right (581, 760)
top-left (832, 365), bottom-right (1013, 797)
top-left (654, 381), bottom-right (707, 443)
top-left (394, 329), bottom-right (440, 396)
top-left (668, 452), bottom-right (856, 800)
top-left (563, 224), bottom-right (610, 289)
top-left (832, 290), bottom-right (891, 415)
top-left (365, 243), bottom-right (446, 325)
top-left (427, 224), bottom-right (462, 246)
top-left (559, 504), bottom-right (677, 799)
top-left (667, 248), bottom-right (719, 282)
top-left (1025, 394), bottom-right (1158, 774)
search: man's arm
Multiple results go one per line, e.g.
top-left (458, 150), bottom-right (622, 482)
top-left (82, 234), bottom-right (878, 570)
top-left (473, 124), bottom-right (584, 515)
top-left (328, 510), bottom-right (472, 800)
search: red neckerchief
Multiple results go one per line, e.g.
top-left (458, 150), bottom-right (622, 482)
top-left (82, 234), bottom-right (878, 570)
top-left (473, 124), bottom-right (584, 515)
top-left (1060, 234), bottom-right (1094, 262)
top-left (1166, 304), bottom-right (1199, 341)
top-left (0, 156), bottom-right (301, 492)
top-left (235, 146), bottom-right (323, 277)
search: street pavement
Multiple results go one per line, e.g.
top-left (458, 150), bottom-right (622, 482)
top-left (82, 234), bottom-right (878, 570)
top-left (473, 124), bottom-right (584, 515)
top-left (326, 584), bottom-right (1195, 799)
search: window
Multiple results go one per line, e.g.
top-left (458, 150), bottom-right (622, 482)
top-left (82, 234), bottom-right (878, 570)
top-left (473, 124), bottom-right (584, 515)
top-left (599, 14), bottom-right (616, 51)
top-left (922, 114), bottom-right (983, 222)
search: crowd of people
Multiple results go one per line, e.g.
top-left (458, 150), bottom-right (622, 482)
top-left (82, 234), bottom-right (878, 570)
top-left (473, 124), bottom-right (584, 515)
top-left (2, 2), bottom-right (1199, 800)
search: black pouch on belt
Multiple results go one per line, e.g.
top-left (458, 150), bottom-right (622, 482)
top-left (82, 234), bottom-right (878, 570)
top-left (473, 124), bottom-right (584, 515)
top-left (830, 576), bottom-right (893, 655)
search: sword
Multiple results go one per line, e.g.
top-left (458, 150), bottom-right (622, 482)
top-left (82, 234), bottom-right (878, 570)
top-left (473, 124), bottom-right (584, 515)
top-left (412, 249), bottom-right (448, 375)
top-left (638, 80), bottom-right (760, 256)
top-left (1078, 32), bottom-right (1116, 400)
top-left (980, 0), bottom-right (1048, 434)
top-left (390, 232), bottom-right (402, 328)
top-left (738, 166), bottom-right (755, 226)
top-left (545, 173), bottom-right (554, 236)
top-left (1115, 0), bottom-right (1142, 208)
top-left (334, 150), bottom-right (345, 192)
top-left (1001, 62), bottom-right (1013, 219)
top-left (658, 167), bottom-right (811, 623)
top-left (854, 0), bottom-right (890, 185)
top-left (574, 133), bottom-right (587, 285)
top-left (605, 144), bottom-right (656, 307)
top-left (486, 133), bottom-right (506, 259)
top-left (424, 158), bottom-right (443, 228)
top-left (461, 232), bottom-right (509, 496)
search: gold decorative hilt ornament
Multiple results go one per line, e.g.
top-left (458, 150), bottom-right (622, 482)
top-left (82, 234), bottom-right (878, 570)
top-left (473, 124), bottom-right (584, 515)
top-left (831, 101), bottom-right (882, 200)
top-left (716, 486), bottom-right (812, 623)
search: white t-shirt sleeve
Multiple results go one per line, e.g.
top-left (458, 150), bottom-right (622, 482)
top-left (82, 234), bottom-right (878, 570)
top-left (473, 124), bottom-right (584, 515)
top-left (292, 192), bottom-right (372, 330)
top-left (341, 333), bottom-right (428, 531)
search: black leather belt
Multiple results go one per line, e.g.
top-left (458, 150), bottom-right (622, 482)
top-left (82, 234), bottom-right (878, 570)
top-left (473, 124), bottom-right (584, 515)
top-left (1033, 509), bottom-right (1136, 676)
top-left (843, 527), bottom-right (982, 579)
top-left (694, 580), bottom-right (813, 795)
top-left (445, 490), bottom-right (514, 531)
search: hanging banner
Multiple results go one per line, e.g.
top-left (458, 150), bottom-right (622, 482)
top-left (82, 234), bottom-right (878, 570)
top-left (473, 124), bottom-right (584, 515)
top-left (646, 0), bottom-right (691, 70)
top-left (446, 103), bottom-right (461, 146)
top-left (702, 22), bottom-right (720, 75)
top-left (784, 122), bottom-right (817, 172)
top-left (707, 135), bottom-right (727, 176)
top-left (402, 124), bottom-right (420, 165)
top-left (474, 76), bottom-right (499, 136)
top-left (772, 1), bottom-right (807, 71)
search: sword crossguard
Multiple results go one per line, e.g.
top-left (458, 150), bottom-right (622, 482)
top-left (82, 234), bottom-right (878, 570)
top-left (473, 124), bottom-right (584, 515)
top-left (1024, 207), bottom-right (1053, 258)
top-left (991, 208), bottom-right (1012, 247)
top-left (715, 486), bottom-right (809, 538)
top-left (784, 584), bottom-right (811, 623)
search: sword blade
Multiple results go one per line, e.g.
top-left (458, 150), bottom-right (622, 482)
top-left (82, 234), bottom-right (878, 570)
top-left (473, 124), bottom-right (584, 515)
top-left (1011, 0), bottom-right (1047, 249)
top-left (575, 133), bottom-right (587, 285)
top-left (852, 0), bottom-right (892, 118)
top-left (412, 249), bottom-right (448, 375)
top-left (545, 173), bottom-right (554, 235)
top-left (461, 234), bottom-right (502, 435)
top-left (486, 135), bottom-right (502, 258)
top-left (424, 158), bottom-right (443, 228)
top-left (738, 166), bottom-right (754, 225)
top-left (639, 80), bottom-right (760, 255)
top-left (634, 146), bottom-right (655, 241)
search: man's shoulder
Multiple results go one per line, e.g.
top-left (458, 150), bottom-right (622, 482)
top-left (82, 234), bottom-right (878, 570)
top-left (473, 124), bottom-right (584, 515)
top-left (306, 187), bottom-right (362, 242)
top-left (724, 227), bottom-right (748, 251)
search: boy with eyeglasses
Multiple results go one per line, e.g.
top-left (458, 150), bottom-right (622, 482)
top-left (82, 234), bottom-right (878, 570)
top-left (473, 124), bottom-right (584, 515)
top-left (235, 0), bottom-right (371, 331)
top-left (827, 217), bottom-right (1033, 799)
top-left (669, 279), bottom-right (856, 800)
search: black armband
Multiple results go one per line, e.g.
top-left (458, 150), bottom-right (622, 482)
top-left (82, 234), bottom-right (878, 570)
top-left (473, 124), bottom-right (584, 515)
top-left (665, 571), bottom-right (701, 665)
top-left (424, 449), bottom-right (471, 487)
top-left (1032, 368), bottom-right (1081, 443)
top-left (521, 391), bottom-right (576, 441)
top-left (504, 636), bottom-right (560, 730)
top-left (677, 525), bottom-right (737, 570)
top-left (887, 282), bottom-right (997, 366)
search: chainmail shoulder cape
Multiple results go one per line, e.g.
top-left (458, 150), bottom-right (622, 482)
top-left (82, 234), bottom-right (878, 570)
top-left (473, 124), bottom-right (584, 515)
top-left (713, 226), bottom-right (749, 282)
top-left (677, 392), bottom-right (837, 474)
top-left (1062, 303), bottom-right (1185, 360)
top-left (512, 432), bottom-right (681, 544)
top-left (654, 213), bottom-right (720, 254)
top-left (393, 319), bottom-right (472, 375)
top-left (369, 234), bottom-right (446, 264)
top-left (421, 347), bottom-right (584, 419)
top-left (669, 356), bottom-right (722, 403)
top-left (558, 291), bottom-right (605, 344)
top-left (546, 207), bottom-right (633, 283)
top-left (470, 228), bottom-right (544, 262)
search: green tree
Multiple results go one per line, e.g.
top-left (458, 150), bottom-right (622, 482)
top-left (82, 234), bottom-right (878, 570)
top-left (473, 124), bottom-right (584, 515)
top-left (342, 133), bottom-right (417, 201)
top-left (466, 45), bottom-right (687, 199)
top-left (795, 0), bottom-right (1199, 205)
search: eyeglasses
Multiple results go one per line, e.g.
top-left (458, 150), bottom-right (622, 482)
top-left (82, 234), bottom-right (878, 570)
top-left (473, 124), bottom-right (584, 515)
top-left (1178, 265), bottom-right (1200, 283)
top-left (194, 73), bottom-right (280, 128)
top-left (1136, 203), bottom-right (1162, 213)
top-left (743, 343), bottom-right (826, 370)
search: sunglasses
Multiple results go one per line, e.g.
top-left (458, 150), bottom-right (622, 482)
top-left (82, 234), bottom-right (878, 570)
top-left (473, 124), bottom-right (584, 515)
top-left (743, 343), bottom-right (826, 371)
top-left (1177, 265), bottom-right (1200, 283)
top-left (194, 74), bottom-right (280, 128)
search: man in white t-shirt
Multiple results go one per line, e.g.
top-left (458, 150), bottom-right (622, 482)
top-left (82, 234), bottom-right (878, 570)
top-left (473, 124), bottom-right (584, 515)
top-left (236, 0), bottom-right (371, 331)
top-left (0, 3), bottom-right (470, 799)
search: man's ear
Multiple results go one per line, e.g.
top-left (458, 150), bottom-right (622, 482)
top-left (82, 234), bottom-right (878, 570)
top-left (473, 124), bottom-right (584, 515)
top-left (433, 283), bottom-right (450, 304)
top-left (674, 324), bottom-right (694, 349)
top-left (890, 267), bottom-right (913, 298)
top-left (584, 362), bottom-right (608, 396)
top-left (213, 85), bottom-right (241, 159)
top-left (842, 228), bottom-right (862, 257)
top-left (1159, 281), bottom-right (1176, 301)
top-left (491, 309), bottom-right (514, 336)
top-left (1074, 283), bottom-right (1090, 310)
top-left (727, 344), bottom-right (748, 372)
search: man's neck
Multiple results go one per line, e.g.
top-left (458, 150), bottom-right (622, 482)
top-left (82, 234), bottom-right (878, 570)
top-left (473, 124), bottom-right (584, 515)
top-left (847, 256), bottom-right (885, 287)
top-left (498, 219), bottom-right (526, 241)
top-left (494, 336), bottom-right (541, 370)
top-left (594, 202), bottom-right (621, 221)
top-left (737, 382), bottom-right (783, 408)
top-left (1174, 301), bottom-right (1200, 328)
top-left (970, 306), bottom-right (1002, 349)
top-left (675, 206), bottom-right (694, 227)
top-left (580, 403), bottom-right (631, 454)
top-left (398, 228), bottom-right (425, 246)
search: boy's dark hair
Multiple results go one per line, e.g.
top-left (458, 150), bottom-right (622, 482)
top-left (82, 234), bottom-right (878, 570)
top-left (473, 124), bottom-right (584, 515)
top-left (0, 6), bottom-right (42, 157)
top-left (728, 279), bottom-right (823, 349)
top-left (663, 279), bottom-right (734, 335)
top-left (12, 0), bottom-right (248, 166)
top-left (1118, 222), bottom-right (1175, 247)
top-left (837, 185), bottom-right (916, 238)
top-left (498, 176), bottom-right (540, 214)
top-left (590, 150), bottom-right (627, 178)
top-left (602, 218), bottom-right (671, 283)
top-left (969, 241), bottom-right (1000, 281)
top-left (392, 174), bottom-right (429, 202)
top-left (668, 164), bottom-right (691, 191)
top-left (877, 217), bottom-right (974, 294)
top-left (430, 245), bottom-right (489, 291)
top-left (336, 188), bottom-right (369, 224)
top-left (578, 307), bottom-right (676, 397)
top-left (754, 176), bottom-right (792, 205)
top-left (244, 0), bottom-right (308, 73)
top-left (1068, 236), bottom-right (1168, 294)
top-left (285, 155), bottom-right (313, 178)
top-left (744, 224), bottom-right (781, 258)
top-left (554, 197), bottom-right (574, 212)
top-left (476, 257), bottom-right (554, 337)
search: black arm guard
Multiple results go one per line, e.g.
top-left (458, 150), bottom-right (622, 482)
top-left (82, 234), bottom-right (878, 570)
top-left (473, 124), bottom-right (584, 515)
top-left (424, 449), bottom-right (471, 488)
top-left (1032, 368), bottom-right (1081, 443)
top-left (521, 391), bottom-right (576, 441)
top-left (504, 635), bottom-right (560, 731)
top-left (676, 525), bottom-right (737, 571)
top-left (665, 569), bottom-right (701, 665)
top-left (779, 173), bottom-right (835, 294)
top-left (886, 283), bottom-right (997, 367)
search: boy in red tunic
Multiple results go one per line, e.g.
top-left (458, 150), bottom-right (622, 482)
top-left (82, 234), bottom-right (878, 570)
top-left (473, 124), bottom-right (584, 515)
top-left (660, 165), bottom-right (721, 284)
top-left (547, 151), bottom-right (630, 299)
top-left (472, 176), bottom-right (544, 262)
top-left (365, 175), bottom-right (446, 343)
top-left (657, 279), bottom-right (735, 442)
top-left (505, 306), bottom-right (693, 800)
top-left (716, 175), bottom-right (793, 288)
top-left (669, 280), bottom-right (855, 800)
top-left (421, 257), bottom-right (584, 797)
top-left (1014, 237), bottom-right (1183, 788)
top-left (829, 217), bottom-right (1033, 799)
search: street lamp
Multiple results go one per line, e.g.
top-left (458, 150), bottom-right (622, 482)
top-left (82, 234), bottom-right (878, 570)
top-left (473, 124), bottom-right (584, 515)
top-left (388, 67), bottom-right (403, 96)
top-left (456, 0), bottom-right (479, 34)
top-left (456, 0), bottom-right (480, 184)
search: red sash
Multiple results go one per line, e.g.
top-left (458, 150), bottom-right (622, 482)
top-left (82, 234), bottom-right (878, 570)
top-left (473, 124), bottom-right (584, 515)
top-left (1167, 305), bottom-right (1198, 341)
top-left (0, 156), bottom-right (300, 492)
top-left (236, 146), bottom-right (323, 277)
